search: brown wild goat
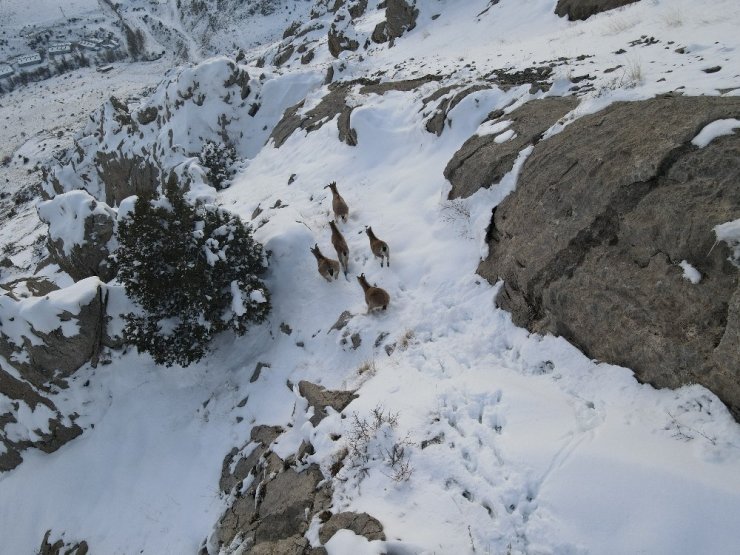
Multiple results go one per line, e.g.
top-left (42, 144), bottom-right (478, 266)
top-left (365, 226), bottom-right (390, 267)
top-left (324, 182), bottom-right (349, 222)
top-left (356, 273), bottom-right (390, 312)
top-left (310, 244), bottom-right (340, 282)
top-left (329, 220), bottom-right (349, 276)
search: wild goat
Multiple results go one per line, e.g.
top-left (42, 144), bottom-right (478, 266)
top-left (324, 182), bottom-right (349, 222)
top-left (329, 220), bottom-right (349, 276)
top-left (310, 244), bottom-right (340, 282)
top-left (365, 226), bottom-right (390, 267)
top-left (357, 273), bottom-right (390, 312)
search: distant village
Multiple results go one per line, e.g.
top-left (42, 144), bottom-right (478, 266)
top-left (0, 27), bottom-right (126, 93)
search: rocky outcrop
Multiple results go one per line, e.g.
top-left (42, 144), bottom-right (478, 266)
top-left (273, 45), bottom-right (295, 67)
top-left (95, 152), bottom-right (160, 207)
top-left (555, 0), bottom-right (640, 21)
top-left (298, 381), bottom-right (357, 426)
top-left (424, 84), bottom-right (488, 136)
top-left (37, 190), bottom-right (117, 282)
top-left (211, 455), bottom-right (331, 553)
top-left (445, 96), bottom-right (578, 199)
top-left (38, 530), bottom-right (89, 555)
top-left (328, 25), bottom-right (359, 58)
top-left (270, 76), bottom-right (443, 148)
top-left (347, 0), bottom-right (368, 19)
top-left (477, 96), bottom-right (740, 418)
top-left (1, 277), bottom-right (60, 298)
top-left (0, 276), bottom-right (115, 471)
top-left (372, 0), bottom-right (419, 44)
top-left (0, 369), bottom-right (83, 472)
top-left (270, 81), bottom-right (362, 148)
top-left (0, 278), bottom-right (106, 388)
top-left (318, 512), bottom-right (385, 544)
top-left (219, 425), bottom-right (284, 494)
top-left (212, 387), bottom-right (387, 553)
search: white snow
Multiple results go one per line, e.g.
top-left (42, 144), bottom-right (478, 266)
top-left (325, 530), bottom-right (386, 555)
top-left (1, 1), bottom-right (740, 554)
top-left (714, 219), bottom-right (740, 266)
top-left (691, 118), bottom-right (740, 148)
top-left (493, 128), bottom-right (517, 143)
top-left (230, 280), bottom-right (246, 317)
top-left (477, 119), bottom-right (512, 137)
top-left (679, 260), bottom-right (702, 284)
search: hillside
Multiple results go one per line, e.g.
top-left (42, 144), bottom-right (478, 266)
top-left (1, 1), bottom-right (739, 554)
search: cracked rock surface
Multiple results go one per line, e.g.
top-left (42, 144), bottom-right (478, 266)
top-left (445, 96), bottom-right (578, 199)
top-left (478, 96), bottom-right (740, 418)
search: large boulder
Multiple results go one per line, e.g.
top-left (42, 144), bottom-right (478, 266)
top-left (478, 96), bottom-right (740, 418)
top-left (37, 190), bottom-right (117, 282)
top-left (372, 0), bottom-right (419, 44)
top-left (298, 381), bottom-right (357, 426)
top-left (555, 0), bottom-right (640, 21)
top-left (319, 512), bottom-right (385, 544)
top-left (445, 96), bottom-right (578, 199)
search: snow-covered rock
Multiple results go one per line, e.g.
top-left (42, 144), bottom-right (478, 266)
top-left (0, 277), bottom-right (106, 387)
top-left (37, 191), bottom-right (117, 282)
top-left (43, 57), bottom-right (324, 205)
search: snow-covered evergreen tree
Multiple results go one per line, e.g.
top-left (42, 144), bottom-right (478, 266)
top-left (199, 140), bottom-right (238, 190)
top-left (116, 181), bottom-right (269, 366)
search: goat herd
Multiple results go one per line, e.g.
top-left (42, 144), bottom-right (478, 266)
top-left (309, 182), bottom-right (391, 313)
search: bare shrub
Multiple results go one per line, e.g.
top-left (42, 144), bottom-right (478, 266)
top-left (342, 405), bottom-right (413, 483)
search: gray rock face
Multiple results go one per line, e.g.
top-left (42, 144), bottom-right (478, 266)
top-left (319, 512), bottom-right (385, 544)
top-left (37, 191), bottom-right (117, 282)
top-left (95, 152), bottom-right (160, 207)
top-left (445, 96), bottom-right (578, 199)
top-left (478, 96), bottom-right (740, 418)
top-left (219, 425), bottom-right (284, 493)
top-left (212, 462), bottom-right (330, 553)
top-left (298, 381), bottom-right (358, 426)
top-left (555, 0), bottom-right (640, 21)
top-left (372, 0), bottom-right (419, 44)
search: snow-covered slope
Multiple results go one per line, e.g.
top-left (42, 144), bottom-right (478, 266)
top-left (1, 0), bottom-right (740, 554)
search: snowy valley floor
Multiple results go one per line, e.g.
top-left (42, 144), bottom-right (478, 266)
top-left (1, 1), bottom-right (740, 554)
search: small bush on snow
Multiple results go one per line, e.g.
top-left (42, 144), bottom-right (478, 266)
top-left (342, 405), bottom-right (414, 483)
top-left (199, 140), bottom-right (238, 190)
top-left (116, 180), bottom-right (270, 366)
